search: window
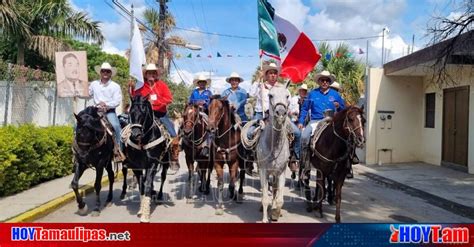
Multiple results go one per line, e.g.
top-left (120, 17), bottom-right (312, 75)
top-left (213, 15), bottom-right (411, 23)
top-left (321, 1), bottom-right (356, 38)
top-left (425, 93), bottom-right (435, 128)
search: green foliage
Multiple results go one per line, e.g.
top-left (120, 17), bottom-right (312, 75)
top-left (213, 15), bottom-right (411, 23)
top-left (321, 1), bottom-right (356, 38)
top-left (0, 125), bottom-right (73, 197)
top-left (163, 79), bottom-right (192, 118)
top-left (0, 58), bottom-right (55, 81)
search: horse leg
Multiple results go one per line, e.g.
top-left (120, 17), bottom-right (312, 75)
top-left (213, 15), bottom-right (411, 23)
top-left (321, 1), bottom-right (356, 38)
top-left (120, 165), bottom-right (128, 200)
top-left (314, 174), bottom-right (324, 219)
top-left (228, 161), bottom-right (239, 201)
top-left (327, 177), bottom-right (335, 205)
top-left (156, 164), bottom-right (168, 204)
top-left (215, 164), bottom-right (225, 215)
top-left (91, 166), bottom-right (104, 217)
top-left (237, 168), bottom-right (245, 203)
top-left (271, 174), bottom-right (285, 221)
top-left (335, 179), bottom-right (344, 223)
top-left (140, 163), bottom-right (157, 223)
top-left (71, 162), bottom-right (87, 216)
top-left (296, 163), bottom-right (304, 188)
top-left (104, 161), bottom-right (115, 207)
top-left (205, 165), bottom-right (212, 195)
top-left (303, 169), bottom-right (313, 212)
top-left (186, 160), bottom-right (195, 202)
top-left (134, 169), bottom-right (144, 217)
top-left (259, 169), bottom-right (270, 223)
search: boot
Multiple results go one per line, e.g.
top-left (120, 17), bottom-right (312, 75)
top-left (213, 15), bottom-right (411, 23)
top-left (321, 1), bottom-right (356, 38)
top-left (113, 146), bottom-right (126, 163)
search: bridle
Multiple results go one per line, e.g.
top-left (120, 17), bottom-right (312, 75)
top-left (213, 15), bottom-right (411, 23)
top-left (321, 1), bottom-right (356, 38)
top-left (208, 99), bottom-right (239, 159)
top-left (181, 107), bottom-right (207, 146)
top-left (271, 102), bottom-right (288, 131)
top-left (209, 100), bottom-right (236, 139)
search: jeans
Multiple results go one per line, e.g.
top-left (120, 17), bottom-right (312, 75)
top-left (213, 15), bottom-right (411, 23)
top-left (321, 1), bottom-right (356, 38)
top-left (106, 112), bottom-right (122, 146)
top-left (159, 114), bottom-right (177, 138)
top-left (301, 119), bottom-right (323, 162)
top-left (246, 111), bottom-right (264, 139)
top-left (289, 121), bottom-right (301, 159)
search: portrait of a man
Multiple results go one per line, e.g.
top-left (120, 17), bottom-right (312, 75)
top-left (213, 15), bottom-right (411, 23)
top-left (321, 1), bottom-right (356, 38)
top-left (55, 51), bottom-right (89, 98)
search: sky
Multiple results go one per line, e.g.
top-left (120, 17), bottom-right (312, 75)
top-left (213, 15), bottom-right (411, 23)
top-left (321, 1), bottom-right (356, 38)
top-left (71, 0), bottom-right (461, 92)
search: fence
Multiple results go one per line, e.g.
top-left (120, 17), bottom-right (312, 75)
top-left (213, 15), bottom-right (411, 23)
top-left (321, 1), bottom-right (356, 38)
top-left (0, 81), bottom-right (91, 126)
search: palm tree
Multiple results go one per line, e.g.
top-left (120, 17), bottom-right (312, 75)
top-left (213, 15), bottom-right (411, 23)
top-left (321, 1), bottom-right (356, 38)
top-left (2, 0), bottom-right (103, 65)
top-left (142, 8), bottom-right (185, 75)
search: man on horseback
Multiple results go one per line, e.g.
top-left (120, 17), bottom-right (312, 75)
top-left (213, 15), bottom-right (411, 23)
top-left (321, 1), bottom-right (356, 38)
top-left (222, 72), bottom-right (248, 123)
top-left (246, 62), bottom-right (301, 175)
top-left (298, 71), bottom-right (345, 168)
top-left (129, 63), bottom-right (177, 138)
top-left (189, 74), bottom-right (213, 113)
top-left (188, 74), bottom-right (213, 157)
top-left (88, 62), bottom-right (124, 162)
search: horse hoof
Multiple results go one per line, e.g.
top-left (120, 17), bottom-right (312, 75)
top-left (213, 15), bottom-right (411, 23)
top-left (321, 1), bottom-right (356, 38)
top-left (260, 219), bottom-right (269, 223)
top-left (104, 201), bottom-right (113, 208)
top-left (271, 209), bottom-right (280, 221)
top-left (120, 193), bottom-right (126, 200)
top-left (140, 216), bottom-right (150, 223)
top-left (235, 194), bottom-right (244, 204)
top-left (77, 204), bottom-right (88, 216)
top-left (186, 198), bottom-right (194, 204)
top-left (90, 210), bottom-right (100, 217)
top-left (215, 208), bottom-right (224, 215)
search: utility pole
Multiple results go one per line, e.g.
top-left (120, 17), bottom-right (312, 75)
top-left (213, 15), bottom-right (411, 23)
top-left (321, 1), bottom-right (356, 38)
top-left (157, 0), bottom-right (167, 73)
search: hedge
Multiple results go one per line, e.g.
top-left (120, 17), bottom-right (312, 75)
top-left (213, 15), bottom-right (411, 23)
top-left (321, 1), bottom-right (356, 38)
top-left (0, 125), bottom-right (73, 197)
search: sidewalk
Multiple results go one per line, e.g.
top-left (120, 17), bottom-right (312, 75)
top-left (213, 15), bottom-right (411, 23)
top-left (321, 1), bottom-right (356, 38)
top-left (355, 162), bottom-right (474, 219)
top-left (0, 169), bottom-right (107, 222)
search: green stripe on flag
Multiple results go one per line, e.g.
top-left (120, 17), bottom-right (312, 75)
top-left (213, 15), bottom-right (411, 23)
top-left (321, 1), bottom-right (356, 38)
top-left (258, 0), bottom-right (280, 59)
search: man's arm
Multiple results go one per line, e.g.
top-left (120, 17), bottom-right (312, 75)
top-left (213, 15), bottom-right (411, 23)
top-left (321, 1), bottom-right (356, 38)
top-left (155, 82), bottom-right (173, 109)
top-left (298, 93), bottom-right (311, 125)
top-left (108, 84), bottom-right (122, 109)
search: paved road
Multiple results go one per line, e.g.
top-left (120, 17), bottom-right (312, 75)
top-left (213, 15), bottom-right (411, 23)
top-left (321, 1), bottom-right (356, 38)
top-left (37, 154), bottom-right (471, 223)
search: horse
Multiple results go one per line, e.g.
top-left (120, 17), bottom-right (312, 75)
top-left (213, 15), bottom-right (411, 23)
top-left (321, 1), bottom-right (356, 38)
top-left (122, 95), bottom-right (179, 222)
top-left (207, 96), bottom-right (246, 215)
top-left (181, 104), bottom-right (213, 200)
top-left (302, 106), bottom-right (365, 223)
top-left (255, 84), bottom-right (291, 223)
top-left (71, 106), bottom-right (115, 217)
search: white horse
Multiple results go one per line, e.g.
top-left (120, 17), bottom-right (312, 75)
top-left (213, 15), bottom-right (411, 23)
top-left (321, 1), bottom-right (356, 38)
top-left (256, 84), bottom-right (291, 223)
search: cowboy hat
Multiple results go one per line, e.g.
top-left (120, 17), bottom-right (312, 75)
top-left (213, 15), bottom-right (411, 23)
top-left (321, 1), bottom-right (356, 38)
top-left (193, 74), bottom-right (211, 85)
top-left (143, 63), bottom-right (160, 72)
top-left (330, 81), bottom-right (342, 91)
top-left (94, 62), bottom-right (117, 76)
top-left (314, 70), bottom-right (335, 84)
top-left (262, 62), bottom-right (280, 75)
top-left (298, 83), bottom-right (308, 91)
top-left (225, 72), bottom-right (244, 83)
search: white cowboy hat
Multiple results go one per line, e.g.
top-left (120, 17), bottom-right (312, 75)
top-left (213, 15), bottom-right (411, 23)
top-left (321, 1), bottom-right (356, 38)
top-left (314, 70), bottom-right (335, 84)
top-left (330, 81), bottom-right (342, 91)
top-left (143, 63), bottom-right (160, 72)
top-left (193, 74), bottom-right (211, 85)
top-left (262, 62), bottom-right (280, 75)
top-left (298, 83), bottom-right (308, 91)
top-left (94, 62), bottom-right (117, 76)
top-left (225, 72), bottom-right (244, 83)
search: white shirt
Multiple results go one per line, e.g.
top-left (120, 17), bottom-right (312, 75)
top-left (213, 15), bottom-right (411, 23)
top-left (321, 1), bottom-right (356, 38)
top-left (249, 81), bottom-right (292, 113)
top-left (89, 79), bottom-right (122, 109)
top-left (289, 95), bottom-right (301, 115)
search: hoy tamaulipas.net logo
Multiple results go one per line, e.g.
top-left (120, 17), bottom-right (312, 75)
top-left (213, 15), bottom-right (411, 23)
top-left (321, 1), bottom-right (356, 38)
top-left (389, 224), bottom-right (469, 244)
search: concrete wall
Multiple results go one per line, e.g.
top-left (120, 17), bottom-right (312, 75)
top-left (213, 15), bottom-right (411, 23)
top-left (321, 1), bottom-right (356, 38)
top-left (367, 66), bottom-right (474, 174)
top-left (366, 68), bottom-right (424, 165)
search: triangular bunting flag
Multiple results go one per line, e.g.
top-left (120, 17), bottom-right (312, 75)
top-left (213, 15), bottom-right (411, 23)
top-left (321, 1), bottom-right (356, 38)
top-left (197, 54), bottom-right (201, 57)
top-left (187, 53), bottom-right (192, 58)
top-left (217, 52), bottom-right (222, 57)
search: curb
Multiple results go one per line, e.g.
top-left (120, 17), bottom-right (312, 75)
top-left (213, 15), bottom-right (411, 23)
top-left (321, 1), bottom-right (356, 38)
top-left (358, 170), bottom-right (474, 220)
top-left (4, 173), bottom-right (124, 223)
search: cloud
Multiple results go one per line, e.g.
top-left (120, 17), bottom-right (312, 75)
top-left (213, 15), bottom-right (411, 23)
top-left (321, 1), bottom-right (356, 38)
top-left (102, 40), bottom-right (127, 57)
top-left (270, 0), bottom-right (310, 29)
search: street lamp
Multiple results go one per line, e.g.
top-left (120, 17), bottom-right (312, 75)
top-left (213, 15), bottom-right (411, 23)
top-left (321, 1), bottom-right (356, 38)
top-left (183, 43), bottom-right (202, 51)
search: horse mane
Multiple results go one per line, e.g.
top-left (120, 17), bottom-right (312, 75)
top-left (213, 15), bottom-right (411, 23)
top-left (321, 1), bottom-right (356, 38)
top-left (78, 106), bottom-right (99, 118)
top-left (333, 106), bottom-right (362, 124)
top-left (209, 95), bottom-right (236, 125)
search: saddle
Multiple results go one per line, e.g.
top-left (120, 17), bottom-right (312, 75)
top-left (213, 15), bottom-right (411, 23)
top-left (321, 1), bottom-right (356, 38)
top-left (309, 117), bottom-right (332, 153)
top-left (98, 112), bottom-right (126, 162)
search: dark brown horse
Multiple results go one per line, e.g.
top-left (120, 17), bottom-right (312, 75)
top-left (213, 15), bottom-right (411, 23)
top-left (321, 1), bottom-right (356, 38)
top-left (302, 106), bottom-right (365, 223)
top-left (181, 104), bottom-right (213, 200)
top-left (207, 96), bottom-right (245, 215)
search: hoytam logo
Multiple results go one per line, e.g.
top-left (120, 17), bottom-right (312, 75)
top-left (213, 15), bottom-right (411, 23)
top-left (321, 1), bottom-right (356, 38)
top-left (390, 224), bottom-right (469, 244)
top-left (11, 227), bottom-right (131, 242)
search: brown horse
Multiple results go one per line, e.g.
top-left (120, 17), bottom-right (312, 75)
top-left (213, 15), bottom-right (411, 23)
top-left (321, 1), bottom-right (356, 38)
top-left (207, 96), bottom-right (245, 215)
top-left (302, 106), bottom-right (365, 223)
top-left (181, 104), bottom-right (213, 200)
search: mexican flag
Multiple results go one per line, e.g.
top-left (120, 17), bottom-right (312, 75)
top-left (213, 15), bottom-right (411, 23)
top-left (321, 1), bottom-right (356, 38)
top-left (259, 0), bottom-right (321, 83)
top-left (258, 0), bottom-right (280, 60)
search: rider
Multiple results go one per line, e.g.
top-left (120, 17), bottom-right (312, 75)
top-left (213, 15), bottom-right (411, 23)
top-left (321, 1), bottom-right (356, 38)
top-left (89, 62), bottom-right (124, 162)
top-left (298, 71), bottom-right (345, 168)
top-left (188, 74), bottom-right (213, 157)
top-left (247, 62), bottom-right (301, 174)
top-left (189, 74), bottom-right (213, 114)
top-left (221, 72), bottom-right (248, 123)
top-left (289, 83), bottom-right (309, 124)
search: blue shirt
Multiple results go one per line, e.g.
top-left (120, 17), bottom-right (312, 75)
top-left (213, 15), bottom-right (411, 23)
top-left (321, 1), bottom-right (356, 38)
top-left (298, 88), bottom-right (345, 124)
top-left (188, 88), bottom-right (212, 110)
top-left (222, 87), bottom-right (248, 121)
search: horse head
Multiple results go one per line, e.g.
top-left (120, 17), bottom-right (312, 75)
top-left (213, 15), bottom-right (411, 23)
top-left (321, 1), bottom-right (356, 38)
top-left (182, 103), bottom-right (200, 134)
top-left (74, 106), bottom-right (103, 144)
top-left (129, 95), bottom-right (153, 144)
top-left (335, 106), bottom-right (366, 148)
top-left (268, 84), bottom-right (290, 127)
top-left (207, 95), bottom-right (230, 135)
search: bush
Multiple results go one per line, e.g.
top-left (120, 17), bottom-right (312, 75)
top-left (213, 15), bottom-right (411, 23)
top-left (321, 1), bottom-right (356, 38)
top-left (0, 125), bottom-right (73, 197)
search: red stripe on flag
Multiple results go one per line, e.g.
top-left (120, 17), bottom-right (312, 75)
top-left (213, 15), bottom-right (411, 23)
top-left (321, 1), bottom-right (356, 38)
top-left (280, 32), bottom-right (321, 83)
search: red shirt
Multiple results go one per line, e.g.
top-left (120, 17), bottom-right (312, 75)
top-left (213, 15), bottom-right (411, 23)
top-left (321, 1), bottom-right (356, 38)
top-left (131, 80), bottom-right (172, 113)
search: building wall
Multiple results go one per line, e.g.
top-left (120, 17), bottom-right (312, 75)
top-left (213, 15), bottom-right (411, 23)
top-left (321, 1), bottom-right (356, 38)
top-left (367, 66), bottom-right (474, 174)
top-left (421, 66), bottom-right (474, 174)
top-left (366, 68), bottom-right (424, 165)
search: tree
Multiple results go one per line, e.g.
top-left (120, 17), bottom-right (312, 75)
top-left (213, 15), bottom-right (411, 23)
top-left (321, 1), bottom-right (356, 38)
top-left (427, 0), bottom-right (473, 88)
top-left (142, 7), bottom-right (185, 75)
top-left (1, 0), bottom-right (104, 65)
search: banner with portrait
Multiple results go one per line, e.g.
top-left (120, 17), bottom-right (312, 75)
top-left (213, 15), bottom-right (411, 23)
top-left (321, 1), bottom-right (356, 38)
top-left (55, 51), bottom-right (89, 98)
